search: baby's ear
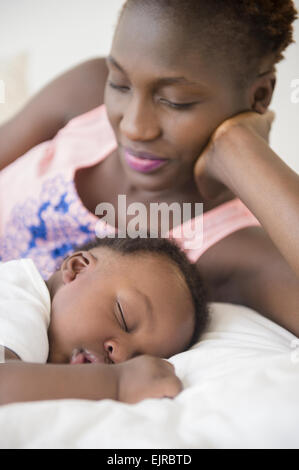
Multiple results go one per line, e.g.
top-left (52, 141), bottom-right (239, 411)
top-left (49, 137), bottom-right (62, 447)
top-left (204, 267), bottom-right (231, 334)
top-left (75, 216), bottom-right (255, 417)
top-left (60, 251), bottom-right (95, 284)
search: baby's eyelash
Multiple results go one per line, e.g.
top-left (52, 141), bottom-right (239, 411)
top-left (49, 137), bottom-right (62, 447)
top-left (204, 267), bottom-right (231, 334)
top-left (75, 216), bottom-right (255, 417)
top-left (117, 300), bottom-right (128, 332)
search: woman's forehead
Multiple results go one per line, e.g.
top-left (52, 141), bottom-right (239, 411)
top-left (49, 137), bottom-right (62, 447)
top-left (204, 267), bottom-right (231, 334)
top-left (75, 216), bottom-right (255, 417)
top-left (114, 4), bottom-right (200, 65)
top-left (111, 6), bottom-right (230, 90)
top-left (112, 26), bottom-right (220, 89)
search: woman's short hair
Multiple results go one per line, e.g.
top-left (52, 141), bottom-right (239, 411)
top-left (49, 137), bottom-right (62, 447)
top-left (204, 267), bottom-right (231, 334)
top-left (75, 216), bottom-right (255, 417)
top-left (117, 0), bottom-right (298, 89)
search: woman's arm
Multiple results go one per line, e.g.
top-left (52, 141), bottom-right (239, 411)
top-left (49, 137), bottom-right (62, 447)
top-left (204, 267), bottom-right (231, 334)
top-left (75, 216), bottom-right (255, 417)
top-left (194, 111), bottom-right (299, 336)
top-left (195, 111), bottom-right (299, 278)
top-left (0, 57), bottom-right (108, 171)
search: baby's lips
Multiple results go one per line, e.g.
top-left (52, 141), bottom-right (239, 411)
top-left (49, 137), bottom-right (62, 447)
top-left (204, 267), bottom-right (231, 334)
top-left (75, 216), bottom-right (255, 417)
top-left (70, 349), bottom-right (85, 364)
top-left (70, 348), bottom-right (108, 365)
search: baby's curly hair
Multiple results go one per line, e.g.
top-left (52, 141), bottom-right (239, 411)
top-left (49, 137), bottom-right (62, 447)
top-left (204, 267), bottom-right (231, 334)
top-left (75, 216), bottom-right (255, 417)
top-left (74, 236), bottom-right (209, 351)
top-left (118, 0), bottom-right (298, 89)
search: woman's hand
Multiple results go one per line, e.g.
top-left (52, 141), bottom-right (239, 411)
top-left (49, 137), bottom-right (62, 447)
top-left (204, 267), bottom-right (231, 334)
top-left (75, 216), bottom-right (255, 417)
top-left (212, 109), bottom-right (275, 144)
top-left (194, 110), bottom-right (276, 200)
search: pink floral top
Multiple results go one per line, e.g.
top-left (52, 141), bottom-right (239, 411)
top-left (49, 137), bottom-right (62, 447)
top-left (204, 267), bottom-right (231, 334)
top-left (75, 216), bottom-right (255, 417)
top-left (0, 105), bottom-right (260, 279)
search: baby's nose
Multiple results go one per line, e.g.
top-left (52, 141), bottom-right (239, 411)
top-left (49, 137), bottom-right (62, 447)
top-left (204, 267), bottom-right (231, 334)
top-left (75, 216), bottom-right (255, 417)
top-left (104, 340), bottom-right (133, 364)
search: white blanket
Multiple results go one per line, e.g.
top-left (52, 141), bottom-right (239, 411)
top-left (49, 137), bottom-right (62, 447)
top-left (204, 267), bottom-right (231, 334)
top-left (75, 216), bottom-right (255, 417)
top-left (0, 303), bottom-right (298, 449)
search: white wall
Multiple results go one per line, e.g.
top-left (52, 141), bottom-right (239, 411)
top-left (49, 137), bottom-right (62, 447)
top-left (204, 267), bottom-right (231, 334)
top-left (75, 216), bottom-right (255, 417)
top-left (271, 0), bottom-right (299, 172)
top-left (0, 0), bottom-right (298, 171)
top-left (0, 0), bottom-right (125, 92)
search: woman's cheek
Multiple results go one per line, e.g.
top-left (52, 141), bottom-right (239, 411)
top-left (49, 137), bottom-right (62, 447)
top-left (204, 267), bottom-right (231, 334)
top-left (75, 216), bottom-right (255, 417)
top-left (167, 115), bottom-right (208, 155)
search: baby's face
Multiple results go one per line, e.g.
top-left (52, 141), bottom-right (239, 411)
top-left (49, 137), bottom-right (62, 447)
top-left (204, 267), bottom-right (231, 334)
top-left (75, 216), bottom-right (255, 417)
top-left (47, 247), bottom-right (195, 364)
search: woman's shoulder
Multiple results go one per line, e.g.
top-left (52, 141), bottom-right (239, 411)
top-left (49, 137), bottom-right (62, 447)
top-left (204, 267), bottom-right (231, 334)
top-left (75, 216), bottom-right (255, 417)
top-left (198, 225), bottom-right (267, 278)
top-left (0, 57), bottom-right (109, 172)
top-left (203, 224), bottom-right (299, 337)
top-left (51, 104), bottom-right (117, 171)
top-left (61, 57), bottom-right (109, 125)
top-left (197, 222), bottom-right (295, 299)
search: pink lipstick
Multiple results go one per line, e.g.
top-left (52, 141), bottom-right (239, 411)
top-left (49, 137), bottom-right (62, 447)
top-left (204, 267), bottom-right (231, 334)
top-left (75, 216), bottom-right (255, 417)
top-left (124, 149), bottom-right (168, 173)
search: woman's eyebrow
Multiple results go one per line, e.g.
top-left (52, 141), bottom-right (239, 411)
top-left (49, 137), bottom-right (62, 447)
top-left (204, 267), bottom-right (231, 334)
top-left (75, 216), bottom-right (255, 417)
top-left (106, 55), bottom-right (123, 71)
top-left (106, 55), bottom-right (207, 88)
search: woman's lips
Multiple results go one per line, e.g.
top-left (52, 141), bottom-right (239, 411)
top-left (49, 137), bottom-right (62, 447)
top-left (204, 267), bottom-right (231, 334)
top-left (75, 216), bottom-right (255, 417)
top-left (124, 150), bottom-right (169, 174)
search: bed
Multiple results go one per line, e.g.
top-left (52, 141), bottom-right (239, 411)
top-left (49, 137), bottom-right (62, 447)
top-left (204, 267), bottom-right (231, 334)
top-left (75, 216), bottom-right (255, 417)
top-left (0, 302), bottom-right (298, 449)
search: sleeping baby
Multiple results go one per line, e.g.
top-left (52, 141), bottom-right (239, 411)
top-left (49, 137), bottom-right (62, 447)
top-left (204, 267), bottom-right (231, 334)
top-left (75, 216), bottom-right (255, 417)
top-left (0, 236), bottom-right (208, 405)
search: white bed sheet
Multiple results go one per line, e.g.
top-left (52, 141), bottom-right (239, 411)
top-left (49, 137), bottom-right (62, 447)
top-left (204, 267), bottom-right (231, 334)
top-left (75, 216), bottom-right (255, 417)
top-left (0, 302), bottom-right (298, 449)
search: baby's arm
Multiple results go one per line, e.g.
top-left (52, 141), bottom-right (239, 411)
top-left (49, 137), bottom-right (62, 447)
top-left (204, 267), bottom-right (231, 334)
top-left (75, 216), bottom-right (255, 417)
top-left (3, 348), bottom-right (20, 361)
top-left (0, 351), bottom-right (181, 406)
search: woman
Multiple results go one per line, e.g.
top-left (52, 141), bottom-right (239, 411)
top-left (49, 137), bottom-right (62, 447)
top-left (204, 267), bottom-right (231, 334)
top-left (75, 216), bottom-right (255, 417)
top-left (0, 0), bottom-right (298, 337)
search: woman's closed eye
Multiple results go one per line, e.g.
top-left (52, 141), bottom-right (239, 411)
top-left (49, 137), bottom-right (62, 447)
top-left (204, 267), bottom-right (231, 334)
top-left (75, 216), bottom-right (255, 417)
top-left (108, 81), bottom-right (197, 110)
top-left (158, 98), bottom-right (197, 110)
top-left (116, 300), bottom-right (128, 332)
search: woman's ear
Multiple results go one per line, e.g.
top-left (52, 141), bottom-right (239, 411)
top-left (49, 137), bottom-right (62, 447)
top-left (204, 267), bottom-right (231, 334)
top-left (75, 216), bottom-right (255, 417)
top-left (248, 70), bottom-right (276, 114)
top-left (60, 251), bottom-right (95, 284)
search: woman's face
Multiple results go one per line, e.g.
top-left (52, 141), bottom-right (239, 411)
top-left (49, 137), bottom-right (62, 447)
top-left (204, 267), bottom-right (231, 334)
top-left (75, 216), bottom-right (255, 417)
top-left (104, 6), bottom-right (250, 193)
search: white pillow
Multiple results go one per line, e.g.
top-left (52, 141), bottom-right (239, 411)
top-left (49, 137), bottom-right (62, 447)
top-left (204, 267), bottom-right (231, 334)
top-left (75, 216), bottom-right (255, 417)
top-left (173, 302), bottom-right (297, 386)
top-left (0, 303), bottom-right (298, 449)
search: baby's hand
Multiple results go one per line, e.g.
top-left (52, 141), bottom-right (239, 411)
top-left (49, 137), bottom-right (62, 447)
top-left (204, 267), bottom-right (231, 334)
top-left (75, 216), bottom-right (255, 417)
top-left (115, 355), bottom-right (182, 404)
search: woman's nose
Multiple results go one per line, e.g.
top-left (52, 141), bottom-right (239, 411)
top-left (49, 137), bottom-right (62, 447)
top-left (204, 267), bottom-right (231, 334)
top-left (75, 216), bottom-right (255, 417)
top-left (104, 339), bottom-right (134, 364)
top-left (120, 97), bottom-right (161, 142)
